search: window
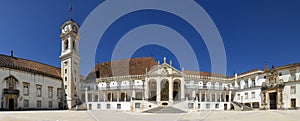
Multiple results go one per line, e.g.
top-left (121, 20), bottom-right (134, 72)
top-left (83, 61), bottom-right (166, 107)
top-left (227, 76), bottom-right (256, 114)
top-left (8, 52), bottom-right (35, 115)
top-left (97, 104), bottom-right (101, 109)
top-left (23, 83), bottom-right (30, 96)
top-left (57, 88), bottom-right (62, 98)
top-left (48, 86), bottom-right (53, 98)
top-left (245, 93), bottom-right (248, 99)
top-left (291, 86), bottom-right (296, 94)
top-left (37, 100), bottom-right (42, 108)
top-left (65, 77), bottom-right (67, 82)
top-left (237, 94), bottom-right (240, 100)
top-left (65, 85), bottom-right (67, 89)
top-left (279, 72), bottom-right (282, 76)
top-left (23, 99), bottom-right (29, 108)
top-left (117, 104), bottom-right (121, 109)
top-left (188, 103), bottom-right (194, 109)
top-left (6, 76), bottom-right (16, 89)
top-left (107, 104), bottom-right (111, 109)
top-left (215, 103), bottom-right (219, 108)
top-left (94, 95), bottom-right (98, 102)
top-left (49, 101), bottom-right (53, 108)
top-left (65, 69), bottom-right (67, 73)
top-left (64, 40), bottom-right (69, 50)
top-left (36, 85), bottom-right (42, 97)
top-left (251, 92), bottom-right (255, 99)
top-left (206, 104), bottom-right (210, 109)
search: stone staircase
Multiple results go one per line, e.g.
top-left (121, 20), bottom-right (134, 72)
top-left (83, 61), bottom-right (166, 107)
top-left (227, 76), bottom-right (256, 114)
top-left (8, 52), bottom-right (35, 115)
top-left (231, 101), bottom-right (252, 111)
top-left (143, 106), bottom-right (186, 113)
top-left (71, 103), bottom-right (87, 110)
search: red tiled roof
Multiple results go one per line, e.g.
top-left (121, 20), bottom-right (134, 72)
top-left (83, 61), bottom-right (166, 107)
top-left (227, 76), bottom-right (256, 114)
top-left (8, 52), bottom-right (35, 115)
top-left (86, 57), bottom-right (157, 79)
top-left (183, 70), bottom-right (227, 78)
top-left (0, 54), bottom-right (61, 79)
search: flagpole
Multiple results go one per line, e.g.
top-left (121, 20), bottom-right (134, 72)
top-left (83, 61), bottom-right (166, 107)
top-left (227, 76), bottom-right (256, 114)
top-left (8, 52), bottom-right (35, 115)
top-left (69, 2), bottom-right (72, 20)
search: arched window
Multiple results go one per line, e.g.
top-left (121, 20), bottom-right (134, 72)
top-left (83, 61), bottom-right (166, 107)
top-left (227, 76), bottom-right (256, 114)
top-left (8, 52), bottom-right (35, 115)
top-left (64, 40), bottom-right (69, 50)
top-left (72, 41), bottom-right (76, 50)
top-left (6, 76), bottom-right (18, 90)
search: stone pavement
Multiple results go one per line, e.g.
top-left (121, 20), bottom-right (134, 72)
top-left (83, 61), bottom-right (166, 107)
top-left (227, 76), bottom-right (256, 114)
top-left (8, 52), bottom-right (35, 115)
top-left (0, 110), bottom-right (299, 121)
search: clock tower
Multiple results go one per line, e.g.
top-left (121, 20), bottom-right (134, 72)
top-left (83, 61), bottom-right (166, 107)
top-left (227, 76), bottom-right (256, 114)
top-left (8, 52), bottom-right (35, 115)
top-left (60, 19), bottom-right (80, 109)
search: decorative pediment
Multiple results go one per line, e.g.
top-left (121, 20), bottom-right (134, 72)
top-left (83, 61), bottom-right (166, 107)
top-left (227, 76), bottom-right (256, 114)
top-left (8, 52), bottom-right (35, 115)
top-left (146, 63), bottom-right (182, 76)
top-left (262, 66), bottom-right (285, 90)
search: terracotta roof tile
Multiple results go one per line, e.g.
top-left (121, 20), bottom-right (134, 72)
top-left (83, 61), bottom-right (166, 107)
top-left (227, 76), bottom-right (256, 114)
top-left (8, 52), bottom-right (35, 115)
top-left (86, 57), bottom-right (157, 79)
top-left (0, 54), bottom-right (61, 79)
top-left (183, 70), bottom-right (226, 78)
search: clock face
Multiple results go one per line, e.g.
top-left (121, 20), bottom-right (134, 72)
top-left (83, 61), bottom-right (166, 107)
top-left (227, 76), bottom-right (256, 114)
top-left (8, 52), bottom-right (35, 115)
top-left (64, 25), bottom-right (69, 32)
top-left (72, 25), bottom-right (78, 33)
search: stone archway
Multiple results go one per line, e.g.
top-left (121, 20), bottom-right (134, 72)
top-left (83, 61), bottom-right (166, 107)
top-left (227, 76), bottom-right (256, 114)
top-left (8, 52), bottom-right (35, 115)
top-left (173, 79), bottom-right (181, 101)
top-left (161, 79), bottom-right (169, 101)
top-left (148, 79), bottom-right (157, 101)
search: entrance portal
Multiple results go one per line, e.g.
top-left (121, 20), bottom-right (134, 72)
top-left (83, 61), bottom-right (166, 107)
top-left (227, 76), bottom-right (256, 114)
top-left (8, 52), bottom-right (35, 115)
top-left (161, 80), bottom-right (169, 101)
top-left (8, 98), bottom-right (14, 110)
top-left (269, 92), bottom-right (277, 109)
top-left (173, 91), bottom-right (178, 101)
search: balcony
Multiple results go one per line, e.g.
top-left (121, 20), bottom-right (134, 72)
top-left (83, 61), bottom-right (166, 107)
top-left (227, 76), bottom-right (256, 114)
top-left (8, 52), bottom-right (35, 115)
top-left (185, 85), bottom-right (224, 90)
top-left (132, 85), bottom-right (143, 90)
top-left (3, 88), bottom-right (20, 95)
top-left (97, 85), bottom-right (144, 91)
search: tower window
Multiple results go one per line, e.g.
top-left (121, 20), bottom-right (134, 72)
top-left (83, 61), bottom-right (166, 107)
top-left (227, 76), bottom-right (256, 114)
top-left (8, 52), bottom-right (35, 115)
top-left (73, 41), bottom-right (76, 50)
top-left (65, 77), bottom-right (67, 81)
top-left (65, 69), bottom-right (67, 73)
top-left (64, 40), bottom-right (69, 50)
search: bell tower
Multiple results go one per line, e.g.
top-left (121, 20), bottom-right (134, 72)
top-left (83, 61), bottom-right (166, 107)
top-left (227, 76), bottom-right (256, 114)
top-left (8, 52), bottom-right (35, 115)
top-left (59, 19), bottom-right (80, 109)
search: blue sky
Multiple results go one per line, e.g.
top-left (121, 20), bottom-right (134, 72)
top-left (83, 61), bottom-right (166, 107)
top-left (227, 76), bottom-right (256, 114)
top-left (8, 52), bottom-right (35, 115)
top-left (0, 0), bottom-right (300, 76)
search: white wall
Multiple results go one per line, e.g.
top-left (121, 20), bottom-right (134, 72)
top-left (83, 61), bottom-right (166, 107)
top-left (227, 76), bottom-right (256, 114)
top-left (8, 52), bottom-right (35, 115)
top-left (0, 68), bottom-right (62, 109)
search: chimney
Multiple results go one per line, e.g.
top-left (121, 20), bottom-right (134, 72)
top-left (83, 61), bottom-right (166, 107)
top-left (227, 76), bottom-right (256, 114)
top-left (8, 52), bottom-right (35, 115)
top-left (264, 64), bottom-right (269, 72)
top-left (10, 50), bottom-right (13, 57)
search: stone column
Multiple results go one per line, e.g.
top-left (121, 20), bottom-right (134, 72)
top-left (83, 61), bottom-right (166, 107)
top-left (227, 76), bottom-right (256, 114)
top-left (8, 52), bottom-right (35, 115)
top-left (85, 88), bottom-right (88, 103)
top-left (200, 92), bottom-right (202, 102)
top-left (103, 92), bottom-right (106, 102)
top-left (132, 90), bottom-right (136, 100)
top-left (98, 91), bottom-right (100, 102)
top-left (210, 92), bottom-right (212, 102)
top-left (157, 80), bottom-right (161, 102)
top-left (145, 79), bottom-right (149, 100)
top-left (124, 92), bottom-right (127, 102)
top-left (192, 90), bottom-right (196, 101)
top-left (110, 92), bottom-right (112, 102)
top-left (229, 90), bottom-right (232, 102)
top-left (181, 79), bottom-right (185, 101)
top-left (215, 92), bottom-right (217, 102)
top-left (205, 92), bottom-right (207, 102)
top-left (224, 91), bottom-right (226, 102)
top-left (117, 91), bottom-right (119, 102)
top-left (219, 92), bottom-right (222, 102)
top-left (169, 80), bottom-right (173, 102)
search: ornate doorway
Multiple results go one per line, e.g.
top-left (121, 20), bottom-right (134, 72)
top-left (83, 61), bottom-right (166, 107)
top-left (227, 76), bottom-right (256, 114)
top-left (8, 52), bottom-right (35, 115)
top-left (8, 99), bottom-right (14, 110)
top-left (269, 92), bottom-right (277, 109)
top-left (161, 80), bottom-right (169, 101)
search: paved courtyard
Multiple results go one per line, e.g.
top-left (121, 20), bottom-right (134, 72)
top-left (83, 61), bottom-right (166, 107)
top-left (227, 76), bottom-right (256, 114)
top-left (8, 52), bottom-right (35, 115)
top-left (0, 110), bottom-right (299, 121)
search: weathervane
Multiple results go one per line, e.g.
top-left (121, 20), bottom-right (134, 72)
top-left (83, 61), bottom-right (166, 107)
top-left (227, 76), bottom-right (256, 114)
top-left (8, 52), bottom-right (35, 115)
top-left (69, 2), bottom-right (73, 20)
